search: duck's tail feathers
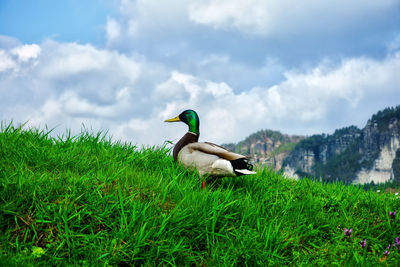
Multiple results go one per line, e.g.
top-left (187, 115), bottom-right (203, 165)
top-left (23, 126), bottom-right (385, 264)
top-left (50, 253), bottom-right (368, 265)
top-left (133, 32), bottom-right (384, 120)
top-left (230, 158), bottom-right (256, 176)
top-left (235, 169), bottom-right (257, 175)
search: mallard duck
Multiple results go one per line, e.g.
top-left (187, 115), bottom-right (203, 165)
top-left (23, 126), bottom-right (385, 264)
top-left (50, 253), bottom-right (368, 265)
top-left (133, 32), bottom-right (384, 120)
top-left (165, 110), bottom-right (255, 184)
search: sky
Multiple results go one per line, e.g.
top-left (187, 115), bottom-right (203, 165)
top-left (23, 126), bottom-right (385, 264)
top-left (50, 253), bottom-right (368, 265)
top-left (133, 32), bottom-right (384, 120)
top-left (1, 0), bottom-right (400, 146)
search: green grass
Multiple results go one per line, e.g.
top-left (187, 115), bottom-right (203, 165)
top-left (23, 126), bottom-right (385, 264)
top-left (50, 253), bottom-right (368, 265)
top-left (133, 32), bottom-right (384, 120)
top-left (1, 123), bottom-right (400, 266)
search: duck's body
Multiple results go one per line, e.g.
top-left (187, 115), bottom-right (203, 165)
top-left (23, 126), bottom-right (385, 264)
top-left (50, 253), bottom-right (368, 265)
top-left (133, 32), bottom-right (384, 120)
top-left (165, 110), bottom-right (255, 178)
top-left (178, 141), bottom-right (256, 177)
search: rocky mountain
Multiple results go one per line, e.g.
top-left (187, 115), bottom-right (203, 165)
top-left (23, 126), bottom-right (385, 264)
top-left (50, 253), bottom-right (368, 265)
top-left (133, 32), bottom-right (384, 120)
top-left (282, 126), bottom-right (363, 182)
top-left (283, 106), bottom-right (400, 184)
top-left (222, 129), bottom-right (305, 170)
top-left (224, 105), bottom-right (400, 184)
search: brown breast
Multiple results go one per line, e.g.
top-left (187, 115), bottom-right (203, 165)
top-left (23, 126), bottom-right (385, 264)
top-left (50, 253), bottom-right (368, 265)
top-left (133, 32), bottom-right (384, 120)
top-left (173, 132), bottom-right (199, 162)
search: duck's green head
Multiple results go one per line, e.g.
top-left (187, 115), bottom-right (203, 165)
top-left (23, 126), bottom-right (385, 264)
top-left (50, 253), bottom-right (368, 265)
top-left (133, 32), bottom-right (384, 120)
top-left (165, 109), bottom-right (200, 135)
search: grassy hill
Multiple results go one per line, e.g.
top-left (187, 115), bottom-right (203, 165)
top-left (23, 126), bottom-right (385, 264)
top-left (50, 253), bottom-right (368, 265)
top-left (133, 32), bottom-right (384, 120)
top-left (1, 123), bottom-right (400, 265)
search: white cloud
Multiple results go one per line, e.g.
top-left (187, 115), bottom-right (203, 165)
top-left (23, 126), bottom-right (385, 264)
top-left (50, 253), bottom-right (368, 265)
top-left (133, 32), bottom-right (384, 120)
top-left (0, 44), bottom-right (41, 73)
top-left (105, 0), bottom-right (400, 40)
top-left (188, 0), bottom-right (399, 36)
top-left (111, 0), bottom-right (399, 39)
top-left (11, 44), bottom-right (41, 62)
top-left (110, 0), bottom-right (192, 40)
top-left (0, 50), bottom-right (16, 72)
top-left (0, 40), bottom-right (157, 143)
top-left (106, 17), bottom-right (122, 44)
top-left (189, 0), bottom-right (276, 35)
top-left (38, 41), bottom-right (140, 82)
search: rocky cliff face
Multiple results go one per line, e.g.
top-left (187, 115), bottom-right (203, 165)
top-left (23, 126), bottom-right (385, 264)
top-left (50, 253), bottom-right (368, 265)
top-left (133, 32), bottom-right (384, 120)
top-left (248, 135), bottom-right (304, 170)
top-left (393, 149), bottom-right (400, 181)
top-left (353, 117), bottom-right (400, 184)
top-left (282, 126), bottom-right (362, 180)
top-left (283, 106), bottom-right (400, 184)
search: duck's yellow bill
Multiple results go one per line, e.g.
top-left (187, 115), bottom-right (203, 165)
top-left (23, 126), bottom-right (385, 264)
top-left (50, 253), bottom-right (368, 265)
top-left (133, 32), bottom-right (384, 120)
top-left (164, 116), bottom-right (181, 122)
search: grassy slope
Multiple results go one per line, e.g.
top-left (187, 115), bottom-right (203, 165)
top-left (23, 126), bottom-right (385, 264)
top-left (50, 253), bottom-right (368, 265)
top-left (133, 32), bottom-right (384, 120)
top-left (1, 124), bottom-right (400, 266)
